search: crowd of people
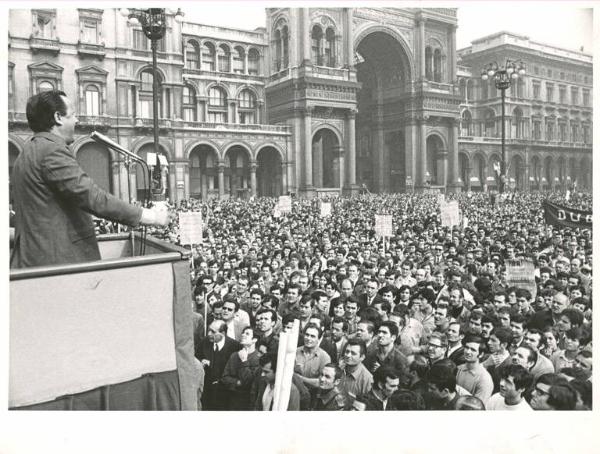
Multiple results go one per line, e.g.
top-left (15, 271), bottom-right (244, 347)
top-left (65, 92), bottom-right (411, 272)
top-left (140, 190), bottom-right (593, 410)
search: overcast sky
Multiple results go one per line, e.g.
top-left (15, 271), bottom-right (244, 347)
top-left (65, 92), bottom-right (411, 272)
top-left (181, 2), bottom-right (593, 53)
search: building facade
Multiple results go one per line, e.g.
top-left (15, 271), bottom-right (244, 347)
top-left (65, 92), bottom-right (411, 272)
top-left (7, 8), bottom-right (592, 204)
top-left (457, 32), bottom-right (593, 192)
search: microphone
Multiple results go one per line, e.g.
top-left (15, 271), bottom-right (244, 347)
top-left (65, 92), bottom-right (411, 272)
top-left (90, 131), bottom-right (143, 163)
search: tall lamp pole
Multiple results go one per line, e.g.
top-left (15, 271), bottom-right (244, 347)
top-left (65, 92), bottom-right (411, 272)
top-left (121, 8), bottom-right (184, 201)
top-left (481, 59), bottom-right (525, 193)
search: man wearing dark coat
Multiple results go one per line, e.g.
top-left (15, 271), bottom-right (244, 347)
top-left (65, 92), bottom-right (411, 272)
top-left (197, 320), bottom-right (242, 410)
top-left (10, 90), bottom-right (169, 268)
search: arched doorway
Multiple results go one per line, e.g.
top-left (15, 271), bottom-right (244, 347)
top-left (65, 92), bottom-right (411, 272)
top-left (189, 144), bottom-right (219, 200)
top-left (458, 152), bottom-right (470, 191)
top-left (580, 157), bottom-right (590, 190)
top-left (530, 156), bottom-right (542, 191)
top-left (509, 155), bottom-right (524, 191)
top-left (426, 135), bottom-right (445, 186)
top-left (543, 156), bottom-right (553, 190)
top-left (256, 146), bottom-right (282, 197)
top-left (76, 142), bottom-right (112, 194)
top-left (388, 131), bottom-right (406, 192)
top-left (355, 31), bottom-right (411, 193)
top-left (224, 145), bottom-right (250, 199)
top-left (312, 128), bottom-right (340, 189)
top-left (488, 154), bottom-right (501, 191)
top-left (136, 143), bottom-right (170, 202)
top-left (472, 154), bottom-right (485, 192)
top-left (9, 141), bottom-right (20, 205)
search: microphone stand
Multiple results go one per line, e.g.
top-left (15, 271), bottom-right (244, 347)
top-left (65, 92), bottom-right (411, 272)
top-left (91, 131), bottom-right (151, 256)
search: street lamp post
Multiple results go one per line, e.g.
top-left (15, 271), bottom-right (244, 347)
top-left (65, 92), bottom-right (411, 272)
top-left (121, 8), bottom-right (184, 201)
top-left (481, 59), bottom-right (525, 193)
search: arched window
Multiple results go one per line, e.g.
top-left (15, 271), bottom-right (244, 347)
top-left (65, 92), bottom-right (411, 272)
top-left (311, 25), bottom-right (323, 66)
top-left (274, 29), bottom-right (282, 71)
top-left (201, 42), bottom-right (216, 71)
top-left (186, 41), bottom-right (200, 70)
top-left (140, 70), bottom-right (153, 92)
top-left (480, 79), bottom-right (488, 100)
top-left (233, 46), bottom-right (245, 74)
top-left (513, 108), bottom-right (523, 139)
top-left (484, 109), bottom-right (495, 137)
top-left (38, 80), bottom-right (54, 92)
top-left (425, 47), bottom-right (433, 80)
top-left (282, 26), bottom-right (289, 68)
top-left (325, 28), bottom-right (336, 67)
top-left (237, 89), bottom-right (257, 124)
top-left (433, 48), bottom-right (442, 82)
top-left (85, 85), bottom-right (100, 116)
top-left (218, 44), bottom-right (231, 72)
top-left (182, 84), bottom-right (197, 121)
top-left (466, 80), bottom-right (473, 102)
top-left (207, 86), bottom-right (227, 123)
top-left (138, 69), bottom-right (162, 119)
top-left (461, 110), bottom-right (472, 136)
top-left (248, 48), bottom-right (260, 75)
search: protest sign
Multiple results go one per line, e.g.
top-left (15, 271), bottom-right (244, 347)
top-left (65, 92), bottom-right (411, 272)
top-left (506, 259), bottom-right (537, 299)
top-left (278, 195), bottom-right (292, 214)
top-left (179, 212), bottom-right (203, 245)
top-left (374, 214), bottom-right (393, 237)
top-left (320, 202), bottom-right (332, 217)
top-left (440, 200), bottom-right (460, 227)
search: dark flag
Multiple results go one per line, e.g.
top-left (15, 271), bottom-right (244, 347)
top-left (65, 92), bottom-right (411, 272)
top-left (543, 200), bottom-right (592, 230)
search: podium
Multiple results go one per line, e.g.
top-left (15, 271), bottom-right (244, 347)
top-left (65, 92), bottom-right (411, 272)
top-left (9, 232), bottom-right (198, 410)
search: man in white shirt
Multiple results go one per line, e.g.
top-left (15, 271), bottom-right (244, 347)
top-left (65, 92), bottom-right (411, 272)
top-left (486, 364), bottom-right (533, 410)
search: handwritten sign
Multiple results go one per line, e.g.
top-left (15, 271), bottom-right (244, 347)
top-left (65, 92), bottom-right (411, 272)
top-left (278, 195), bottom-right (292, 214)
top-left (320, 202), bottom-right (332, 217)
top-left (441, 200), bottom-right (460, 227)
top-left (506, 259), bottom-right (537, 299)
top-left (374, 215), bottom-right (393, 238)
top-left (179, 212), bottom-right (203, 245)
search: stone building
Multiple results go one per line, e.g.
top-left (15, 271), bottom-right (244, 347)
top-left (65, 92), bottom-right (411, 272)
top-left (7, 8), bottom-right (592, 203)
top-left (456, 32), bottom-right (593, 192)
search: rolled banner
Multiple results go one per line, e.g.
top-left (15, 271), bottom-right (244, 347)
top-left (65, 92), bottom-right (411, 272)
top-left (272, 319), bottom-right (300, 411)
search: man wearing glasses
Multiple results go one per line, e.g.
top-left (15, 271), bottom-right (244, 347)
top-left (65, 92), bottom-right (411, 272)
top-left (221, 297), bottom-right (245, 342)
top-left (425, 332), bottom-right (448, 366)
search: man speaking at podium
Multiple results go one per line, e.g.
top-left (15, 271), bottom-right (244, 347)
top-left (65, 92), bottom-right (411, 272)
top-left (10, 90), bottom-right (170, 268)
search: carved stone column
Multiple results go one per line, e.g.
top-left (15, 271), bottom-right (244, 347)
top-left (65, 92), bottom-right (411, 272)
top-left (303, 107), bottom-right (313, 189)
top-left (250, 162), bottom-right (257, 196)
top-left (217, 162), bottom-right (225, 198)
top-left (344, 109), bottom-right (357, 191)
top-left (418, 116), bottom-right (428, 188)
top-left (448, 118), bottom-right (461, 192)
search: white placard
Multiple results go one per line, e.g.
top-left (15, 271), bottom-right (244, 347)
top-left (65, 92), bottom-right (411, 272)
top-left (278, 195), bottom-right (292, 213)
top-left (437, 193), bottom-right (446, 206)
top-left (374, 214), bottom-right (393, 237)
top-left (320, 202), bottom-right (332, 217)
top-left (179, 211), bottom-right (203, 245)
top-left (441, 200), bottom-right (460, 227)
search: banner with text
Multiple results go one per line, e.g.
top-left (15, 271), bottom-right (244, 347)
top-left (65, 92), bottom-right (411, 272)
top-left (543, 200), bottom-right (592, 230)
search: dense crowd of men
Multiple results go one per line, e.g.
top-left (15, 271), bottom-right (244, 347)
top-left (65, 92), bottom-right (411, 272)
top-left (146, 190), bottom-right (592, 410)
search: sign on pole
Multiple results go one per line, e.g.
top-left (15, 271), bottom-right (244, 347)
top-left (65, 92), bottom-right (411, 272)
top-left (179, 212), bottom-right (203, 246)
top-left (505, 259), bottom-right (537, 299)
top-left (440, 201), bottom-right (460, 227)
top-left (437, 193), bottom-right (446, 206)
top-left (320, 202), bottom-right (332, 217)
top-left (374, 214), bottom-right (393, 238)
top-left (278, 195), bottom-right (292, 214)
